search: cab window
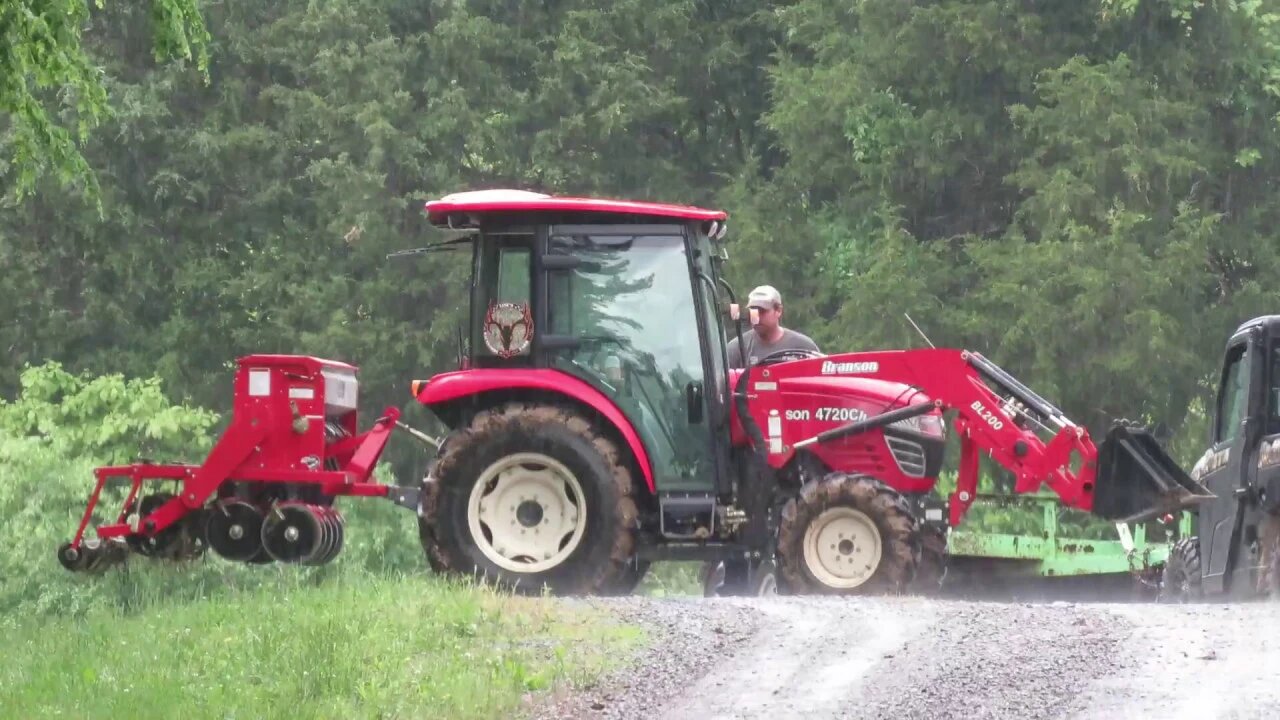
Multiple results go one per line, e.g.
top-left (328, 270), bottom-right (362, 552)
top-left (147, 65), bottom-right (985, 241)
top-left (1216, 344), bottom-right (1249, 444)
top-left (471, 233), bottom-right (533, 363)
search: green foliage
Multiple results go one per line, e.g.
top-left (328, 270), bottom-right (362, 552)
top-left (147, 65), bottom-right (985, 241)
top-left (931, 470), bottom-right (1116, 541)
top-left (0, 363), bottom-right (204, 616)
top-left (0, 362), bottom-right (221, 615)
top-left (742, 0), bottom-right (1280, 469)
top-left (0, 0), bottom-right (211, 207)
top-left (0, 361), bottom-right (218, 464)
top-left (638, 561), bottom-right (704, 597)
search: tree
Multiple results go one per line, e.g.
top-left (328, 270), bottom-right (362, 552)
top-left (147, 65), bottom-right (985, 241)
top-left (0, 0), bottom-right (210, 207)
top-left (730, 0), bottom-right (1280, 462)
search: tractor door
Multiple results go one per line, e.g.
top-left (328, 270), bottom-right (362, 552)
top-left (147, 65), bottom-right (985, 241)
top-left (688, 227), bottom-right (735, 498)
top-left (1201, 334), bottom-right (1265, 592)
top-left (535, 224), bottom-right (725, 496)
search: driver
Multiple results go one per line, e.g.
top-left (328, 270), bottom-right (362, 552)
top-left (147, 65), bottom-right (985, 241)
top-left (727, 284), bottom-right (820, 368)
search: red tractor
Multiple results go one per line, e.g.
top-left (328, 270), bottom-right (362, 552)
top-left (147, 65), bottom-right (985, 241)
top-left (58, 190), bottom-right (1212, 597)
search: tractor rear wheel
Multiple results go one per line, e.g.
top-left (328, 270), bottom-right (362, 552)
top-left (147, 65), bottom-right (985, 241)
top-left (1159, 536), bottom-right (1203, 602)
top-left (418, 402), bottom-right (639, 596)
top-left (777, 473), bottom-right (920, 594)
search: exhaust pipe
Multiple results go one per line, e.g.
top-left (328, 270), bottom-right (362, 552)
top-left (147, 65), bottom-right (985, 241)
top-left (1090, 424), bottom-right (1214, 523)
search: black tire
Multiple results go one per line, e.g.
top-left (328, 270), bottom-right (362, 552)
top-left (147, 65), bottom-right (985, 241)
top-left (600, 559), bottom-right (651, 596)
top-left (702, 559), bottom-right (778, 597)
top-left (748, 559), bottom-right (779, 596)
top-left (777, 473), bottom-right (920, 594)
top-left (1260, 523), bottom-right (1280, 600)
top-left (417, 402), bottom-right (639, 596)
top-left (1159, 536), bottom-right (1202, 603)
top-left (700, 560), bottom-right (727, 597)
top-left (418, 459), bottom-right (451, 575)
top-left (910, 524), bottom-right (948, 594)
top-left (1268, 544), bottom-right (1280, 601)
top-left (418, 428), bottom-right (478, 575)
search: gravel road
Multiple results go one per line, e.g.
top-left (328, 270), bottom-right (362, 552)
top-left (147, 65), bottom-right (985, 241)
top-left (525, 589), bottom-right (1280, 720)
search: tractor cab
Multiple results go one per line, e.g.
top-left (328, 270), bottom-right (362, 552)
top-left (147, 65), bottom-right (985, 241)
top-left (1171, 314), bottom-right (1280, 599)
top-left (422, 190), bottom-right (737, 497)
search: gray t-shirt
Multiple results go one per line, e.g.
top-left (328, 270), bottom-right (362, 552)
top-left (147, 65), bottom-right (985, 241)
top-left (726, 328), bottom-right (820, 368)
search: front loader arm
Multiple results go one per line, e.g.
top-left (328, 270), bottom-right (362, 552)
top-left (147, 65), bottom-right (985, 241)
top-left (779, 348), bottom-right (1210, 525)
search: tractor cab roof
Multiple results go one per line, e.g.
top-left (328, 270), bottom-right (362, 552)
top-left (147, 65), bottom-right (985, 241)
top-left (1229, 314), bottom-right (1280, 343)
top-left (423, 189), bottom-right (728, 233)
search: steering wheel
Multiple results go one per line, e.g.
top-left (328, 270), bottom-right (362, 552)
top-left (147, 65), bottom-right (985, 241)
top-left (756, 348), bottom-right (825, 366)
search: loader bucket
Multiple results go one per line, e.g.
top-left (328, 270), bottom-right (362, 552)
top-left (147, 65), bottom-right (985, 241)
top-left (1090, 424), bottom-right (1214, 523)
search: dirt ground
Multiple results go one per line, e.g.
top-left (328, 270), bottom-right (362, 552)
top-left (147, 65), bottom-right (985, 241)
top-left (526, 577), bottom-right (1280, 720)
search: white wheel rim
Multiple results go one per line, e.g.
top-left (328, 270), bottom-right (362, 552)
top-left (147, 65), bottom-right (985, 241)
top-left (467, 452), bottom-right (587, 574)
top-left (802, 507), bottom-right (883, 589)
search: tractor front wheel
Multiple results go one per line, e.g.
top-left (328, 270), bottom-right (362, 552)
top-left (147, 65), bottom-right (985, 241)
top-left (702, 559), bottom-right (779, 597)
top-left (1159, 536), bottom-right (1203, 603)
top-left (777, 473), bottom-right (920, 594)
top-left (418, 403), bottom-right (639, 596)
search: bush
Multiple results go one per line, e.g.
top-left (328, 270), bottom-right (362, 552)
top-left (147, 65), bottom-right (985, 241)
top-left (933, 467), bottom-right (1121, 541)
top-left (0, 362), bottom-right (220, 464)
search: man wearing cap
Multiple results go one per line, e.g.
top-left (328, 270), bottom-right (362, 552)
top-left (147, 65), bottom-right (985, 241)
top-left (726, 285), bottom-right (821, 368)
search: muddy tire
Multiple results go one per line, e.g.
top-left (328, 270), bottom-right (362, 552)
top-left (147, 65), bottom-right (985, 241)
top-left (1159, 536), bottom-right (1202, 603)
top-left (700, 560), bottom-right (727, 597)
top-left (702, 559), bottom-right (778, 597)
top-left (777, 473), bottom-right (920, 594)
top-left (1258, 514), bottom-right (1280, 600)
top-left (910, 525), bottom-right (948, 593)
top-left (1267, 542), bottom-right (1280, 601)
top-left (417, 402), bottom-right (639, 596)
top-left (599, 559), bottom-right (651, 596)
top-left (417, 482), bottom-right (449, 574)
top-left (417, 439), bottom-right (455, 575)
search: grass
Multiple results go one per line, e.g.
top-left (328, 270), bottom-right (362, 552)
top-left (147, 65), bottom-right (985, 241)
top-left (0, 570), bottom-right (644, 720)
top-left (637, 561), bottom-right (704, 597)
